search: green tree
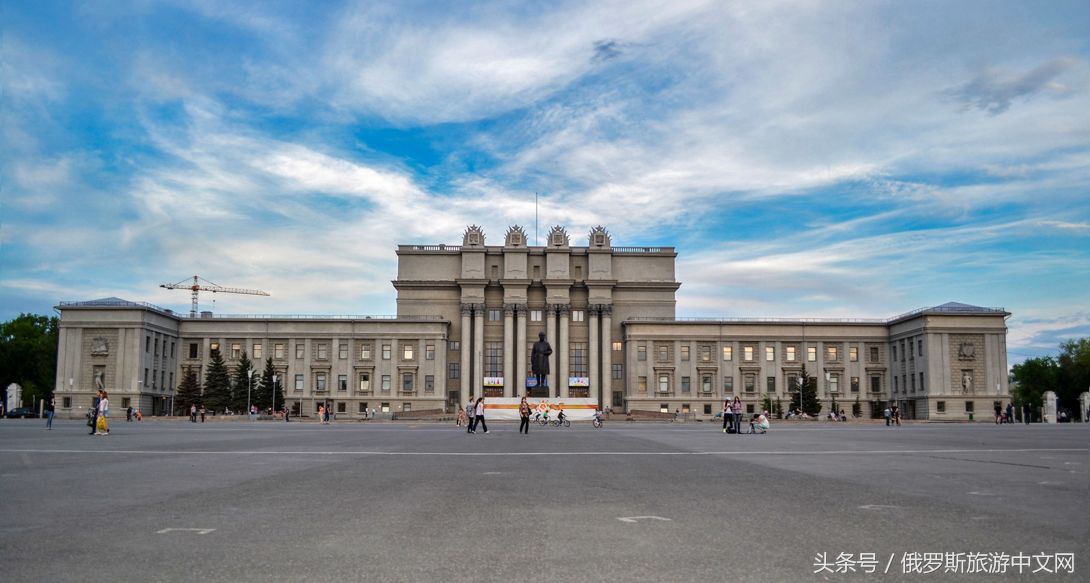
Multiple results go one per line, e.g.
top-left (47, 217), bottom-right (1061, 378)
top-left (230, 350), bottom-right (255, 412)
top-left (254, 358), bottom-right (284, 412)
top-left (0, 314), bottom-right (59, 407)
top-left (175, 370), bottom-right (201, 415)
top-left (798, 365), bottom-right (822, 416)
top-left (1010, 356), bottom-right (1059, 409)
top-left (202, 349), bottom-right (232, 413)
top-left (1057, 338), bottom-right (1090, 416)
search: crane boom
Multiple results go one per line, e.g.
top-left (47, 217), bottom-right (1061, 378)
top-left (160, 275), bottom-right (270, 317)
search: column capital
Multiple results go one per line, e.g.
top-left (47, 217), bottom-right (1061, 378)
top-left (550, 303), bottom-right (571, 316)
top-left (503, 303), bottom-right (517, 316)
top-left (595, 304), bottom-right (613, 316)
top-left (460, 303), bottom-right (474, 316)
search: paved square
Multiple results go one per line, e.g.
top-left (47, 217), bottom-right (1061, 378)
top-left (1, 419), bottom-right (1085, 581)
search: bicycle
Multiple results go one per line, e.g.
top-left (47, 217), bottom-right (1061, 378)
top-left (534, 413), bottom-right (550, 426)
top-left (551, 418), bottom-right (571, 428)
top-left (592, 417), bottom-right (603, 429)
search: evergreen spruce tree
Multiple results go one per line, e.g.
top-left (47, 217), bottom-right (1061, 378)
top-left (203, 349), bottom-right (232, 413)
top-left (255, 358), bottom-right (285, 412)
top-left (799, 365), bottom-right (822, 416)
top-left (175, 369), bottom-right (201, 415)
top-left (231, 351), bottom-right (255, 413)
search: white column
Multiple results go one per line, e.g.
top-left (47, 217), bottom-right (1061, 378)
top-left (460, 305), bottom-right (472, 399)
top-left (589, 308), bottom-right (599, 406)
top-left (559, 305), bottom-right (570, 399)
top-left (546, 306), bottom-right (557, 393)
top-left (473, 305), bottom-right (484, 397)
top-left (503, 305), bottom-right (514, 397)
top-left (516, 305), bottom-right (527, 398)
top-left (601, 306), bottom-right (612, 409)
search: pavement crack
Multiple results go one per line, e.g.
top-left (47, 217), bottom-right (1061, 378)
top-left (914, 454), bottom-right (1051, 470)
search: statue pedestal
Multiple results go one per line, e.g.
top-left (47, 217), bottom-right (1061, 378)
top-left (1079, 392), bottom-right (1089, 423)
top-left (1043, 391), bottom-right (1058, 423)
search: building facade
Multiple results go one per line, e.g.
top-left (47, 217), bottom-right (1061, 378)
top-left (54, 225), bottom-right (1010, 420)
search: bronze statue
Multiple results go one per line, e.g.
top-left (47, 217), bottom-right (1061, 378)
top-left (531, 331), bottom-right (552, 389)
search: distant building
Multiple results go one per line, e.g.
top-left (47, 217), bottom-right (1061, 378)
top-left (54, 225), bottom-right (1010, 420)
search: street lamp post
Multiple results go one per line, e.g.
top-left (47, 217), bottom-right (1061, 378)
top-left (271, 374), bottom-right (278, 416)
top-left (246, 368), bottom-right (254, 420)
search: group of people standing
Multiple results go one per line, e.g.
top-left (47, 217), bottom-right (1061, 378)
top-left (464, 397), bottom-right (488, 434)
top-left (722, 396), bottom-right (769, 434)
top-left (883, 406), bottom-right (901, 426)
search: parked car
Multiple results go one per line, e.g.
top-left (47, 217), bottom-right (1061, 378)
top-left (4, 407), bottom-right (40, 419)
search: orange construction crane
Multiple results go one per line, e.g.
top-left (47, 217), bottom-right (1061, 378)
top-left (160, 275), bottom-right (270, 317)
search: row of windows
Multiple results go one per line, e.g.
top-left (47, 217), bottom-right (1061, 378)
top-left (893, 372), bottom-right (927, 394)
top-left (190, 341), bottom-right (437, 362)
top-left (293, 372), bottom-right (435, 393)
top-left (637, 343), bottom-right (878, 363)
top-left (145, 336), bottom-right (176, 359)
top-left (891, 337), bottom-right (925, 362)
top-left (636, 373), bottom-right (881, 394)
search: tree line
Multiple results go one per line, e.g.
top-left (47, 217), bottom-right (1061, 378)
top-left (174, 349), bottom-right (285, 415)
top-left (1010, 338), bottom-right (1089, 420)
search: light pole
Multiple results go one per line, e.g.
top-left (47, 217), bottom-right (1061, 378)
top-left (271, 374), bottom-right (278, 416)
top-left (246, 368), bottom-right (255, 420)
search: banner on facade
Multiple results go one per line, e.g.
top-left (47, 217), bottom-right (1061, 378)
top-left (568, 377), bottom-right (589, 387)
top-left (482, 398), bottom-right (598, 420)
top-left (483, 377), bottom-right (504, 387)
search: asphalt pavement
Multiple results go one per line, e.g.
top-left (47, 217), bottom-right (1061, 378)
top-left (0, 418), bottom-right (1086, 582)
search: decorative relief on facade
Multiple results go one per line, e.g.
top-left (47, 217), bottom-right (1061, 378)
top-left (462, 225), bottom-right (485, 247)
top-left (547, 225), bottom-right (569, 248)
top-left (949, 334), bottom-right (985, 395)
top-left (505, 225), bottom-right (527, 248)
top-left (957, 342), bottom-right (976, 360)
top-left (589, 225), bottom-right (611, 248)
top-left (90, 337), bottom-right (110, 356)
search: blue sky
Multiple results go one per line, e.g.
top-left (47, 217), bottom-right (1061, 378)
top-left (2, 0), bottom-right (1089, 365)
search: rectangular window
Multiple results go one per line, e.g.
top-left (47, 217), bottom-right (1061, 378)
top-left (570, 343), bottom-right (587, 376)
top-left (448, 363), bottom-right (460, 379)
top-left (744, 375), bottom-right (756, 393)
top-left (612, 341), bottom-right (622, 352)
top-left (425, 344), bottom-right (435, 360)
top-left (965, 401), bottom-right (974, 413)
top-left (919, 372), bottom-right (925, 392)
top-left (918, 339), bottom-right (923, 356)
top-left (704, 404), bottom-right (712, 415)
top-left (826, 346), bottom-right (838, 361)
top-left (485, 342), bottom-right (503, 376)
top-left (723, 376), bottom-right (734, 393)
top-left (894, 376), bottom-right (898, 392)
top-left (572, 310), bottom-right (584, 322)
top-left (530, 310), bottom-right (542, 322)
top-left (169, 372), bottom-right (173, 390)
top-left (851, 377), bottom-right (859, 393)
top-left (315, 373), bottom-right (327, 392)
top-left (146, 336), bottom-right (151, 352)
top-left (381, 403), bottom-right (390, 413)
top-left (660, 404), bottom-right (669, 414)
top-left (170, 341), bottom-right (175, 359)
top-left (425, 375), bottom-right (434, 392)
top-left (910, 374), bottom-right (916, 392)
top-left (700, 345), bottom-right (711, 362)
top-left (787, 375), bottom-right (798, 392)
top-left (722, 346), bottom-right (733, 361)
top-left (746, 404), bottom-right (754, 414)
top-left (908, 342), bottom-right (914, 359)
top-left (807, 347), bottom-right (817, 362)
top-left (870, 376), bottom-right (881, 393)
top-left (295, 343), bottom-right (304, 359)
top-left (403, 344), bottom-right (414, 360)
top-left (870, 346), bottom-right (879, 362)
top-left (359, 373), bottom-right (371, 392)
top-left (702, 375), bottom-right (712, 393)
top-left (339, 344), bottom-right (348, 359)
top-left (402, 373), bottom-right (413, 392)
top-left (294, 374), bottom-right (303, 391)
top-left (937, 401), bottom-right (946, 413)
top-left (144, 368), bottom-right (149, 387)
top-left (658, 346), bottom-right (669, 361)
top-left (767, 376), bottom-right (776, 393)
top-left (382, 345), bottom-right (391, 360)
top-left (232, 343), bottom-right (241, 359)
top-left (744, 346), bottom-right (754, 361)
top-left (253, 343), bottom-right (262, 360)
top-left (892, 345), bottom-right (897, 361)
top-left (612, 363), bottom-right (623, 380)
top-left (680, 345), bottom-right (690, 361)
top-left (849, 347), bottom-right (858, 362)
top-left (154, 338), bottom-right (159, 356)
top-left (274, 343), bottom-right (284, 359)
top-left (638, 376), bottom-right (647, 393)
top-left (765, 346), bottom-right (775, 362)
top-left (658, 374), bottom-right (670, 393)
top-left (189, 343), bottom-right (198, 359)
top-left (360, 344), bottom-right (372, 360)
top-left (637, 345), bottom-right (647, 361)
top-left (359, 402), bottom-right (368, 413)
top-left (449, 341), bottom-right (460, 351)
top-left (337, 402), bottom-right (346, 413)
top-left (381, 375), bottom-right (391, 392)
top-left (63, 397), bottom-right (72, 408)
top-left (488, 309), bottom-right (501, 321)
top-left (829, 375), bottom-right (839, 393)
top-left (338, 374), bottom-right (347, 391)
top-left (786, 346), bottom-right (796, 361)
top-left (681, 376), bottom-right (690, 393)
top-left (317, 344), bottom-right (328, 360)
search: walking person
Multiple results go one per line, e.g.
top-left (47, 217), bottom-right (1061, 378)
top-left (892, 405), bottom-right (901, 426)
top-left (45, 397), bottom-right (55, 430)
top-left (190, 403), bottom-right (197, 423)
top-left (519, 396), bottom-right (531, 434)
top-left (89, 390), bottom-right (101, 435)
top-left (466, 399), bottom-right (477, 434)
top-left (1006, 403), bottom-right (1014, 424)
top-left (1022, 402), bottom-right (1031, 425)
top-left (994, 402), bottom-right (1003, 424)
top-left (318, 405), bottom-right (325, 424)
top-left (96, 390), bottom-right (110, 435)
top-left (883, 406), bottom-right (892, 426)
top-left (474, 397), bottom-right (488, 434)
top-left (722, 398), bottom-right (732, 433)
top-left (199, 405), bottom-right (205, 423)
top-left (731, 396), bottom-right (743, 434)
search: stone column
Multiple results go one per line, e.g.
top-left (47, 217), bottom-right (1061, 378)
top-left (503, 304), bottom-right (514, 397)
top-left (558, 304), bottom-right (570, 398)
top-left (601, 306), bottom-right (612, 409)
top-left (460, 304), bottom-right (472, 399)
top-left (589, 307), bottom-right (599, 406)
top-left (546, 306), bottom-right (557, 393)
top-left (473, 304), bottom-right (484, 397)
top-left (516, 305), bottom-right (528, 398)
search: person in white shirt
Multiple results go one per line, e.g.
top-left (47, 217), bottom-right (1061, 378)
top-left (96, 391), bottom-right (110, 435)
top-left (749, 413), bottom-right (769, 434)
top-left (474, 397), bottom-right (488, 434)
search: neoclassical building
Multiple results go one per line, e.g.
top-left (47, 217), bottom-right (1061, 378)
top-left (54, 225), bottom-right (1010, 420)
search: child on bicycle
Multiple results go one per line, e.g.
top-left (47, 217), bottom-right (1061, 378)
top-left (557, 409), bottom-right (567, 424)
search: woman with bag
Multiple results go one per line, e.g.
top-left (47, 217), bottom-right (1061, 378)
top-left (96, 390), bottom-right (110, 435)
top-left (518, 396), bottom-right (531, 434)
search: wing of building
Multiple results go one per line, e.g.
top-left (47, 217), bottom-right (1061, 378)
top-left (54, 226), bottom-right (1010, 420)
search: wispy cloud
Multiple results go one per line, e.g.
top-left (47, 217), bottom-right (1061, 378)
top-left (947, 58), bottom-right (1077, 115)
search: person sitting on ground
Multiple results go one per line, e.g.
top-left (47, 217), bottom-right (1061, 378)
top-left (750, 413), bottom-right (770, 434)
